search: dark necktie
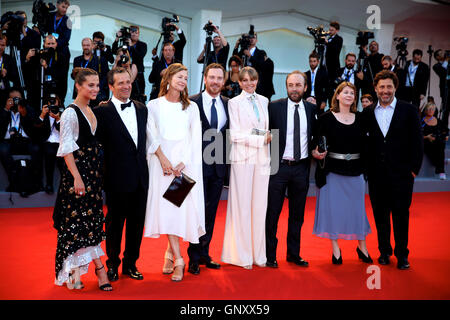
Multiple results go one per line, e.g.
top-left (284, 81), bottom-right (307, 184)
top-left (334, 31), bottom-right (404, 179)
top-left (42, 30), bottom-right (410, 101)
top-left (294, 104), bottom-right (301, 161)
top-left (210, 98), bottom-right (218, 129)
top-left (121, 101), bottom-right (132, 110)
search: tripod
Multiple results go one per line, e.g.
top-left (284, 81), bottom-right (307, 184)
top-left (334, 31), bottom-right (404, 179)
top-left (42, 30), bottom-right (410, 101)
top-left (10, 46), bottom-right (27, 99)
top-left (315, 42), bottom-right (326, 69)
top-left (199, 34), bottom-right (213, 92)
top-left (426, 45), bottom-right (434, 98)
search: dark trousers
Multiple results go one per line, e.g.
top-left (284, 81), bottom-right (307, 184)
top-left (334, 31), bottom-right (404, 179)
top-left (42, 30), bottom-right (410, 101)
top-left (42, 142), bottom-right (63, 187)
top-left (0, 139), bottom-right (40, 187)
top-left (424, 140), bottom-right (446, 174)
top-left (188, 171), bottom-right (224, 263)
top-left (105, 186), bottom-right (148, 269)
top-left (265, 160), bottom-right (310, 262)
top-left (368, 172), bottom-right (414, 259)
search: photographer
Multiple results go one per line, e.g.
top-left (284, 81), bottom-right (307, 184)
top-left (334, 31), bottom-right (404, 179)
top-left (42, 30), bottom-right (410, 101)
top-left (232, 29), bottom-right (267, 97)
top-left (72, 38), bottom-right (110, 105)
top-left (36, 94), bottom-right (64, 194)
top-left (325, 21), bottom-right (343, 84)
top-left (259, 50), bottom-right (275, 101)
top-left (222, 55), bottom-right (242, 99)
top-left (47, 0), bottom-right (72, 103)
top-left (0, 35), bottom-right (20, 106)
top-left (305, 51), bottom-right (329, 114)
top-left (397, 49), bottom-right (430, 110)
top-left (334, 53), bottom-right (364, 96)
top-left (148, 42), bottom-right (180, 100)
top-left (433, 49), bottom-right (449, 127)
top-left (0, 88), bottom-right (40, 196)
top-left (24, 34), bottom-right (67, 111)
top-left (113, 46), bottom-right (139, 99)
top-left (197, 22), bottom-right (229, 69)
top-left (112, 25), bottom-right (147, 96)
top-left (93, 31), bottom-right (115, 64)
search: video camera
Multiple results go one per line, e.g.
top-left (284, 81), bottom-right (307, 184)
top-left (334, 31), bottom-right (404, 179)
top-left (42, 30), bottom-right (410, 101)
top-left (307, 25), bottom-right (330, 45)
top-left (394, 36), bottom-right (408, 57)
top-left (117, 26), bottom-right (133, 47)
top-left (32, 0), bottom-right (57, 39)
top-left (238, 25), bottom-right (255, 52)
top-left (10, 96), bottom-right (25, 113)
top-left (34, 47), bottom-right (56, 62)
top-left (0, 11), bottom-right (25, 46)
top-left (161, 14), bottom-right (179, 43)
top-left (203, 20), bottom-right (215, 36)
top-left (356, 31), bottom-right (375, 47)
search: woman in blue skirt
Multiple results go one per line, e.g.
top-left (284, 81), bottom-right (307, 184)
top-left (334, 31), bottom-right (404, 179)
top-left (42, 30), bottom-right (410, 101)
top-left (312, 81), bottom-right (372, 265)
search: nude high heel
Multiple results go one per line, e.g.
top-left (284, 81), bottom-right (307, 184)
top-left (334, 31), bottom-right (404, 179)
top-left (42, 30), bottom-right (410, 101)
top-left (171, 258), bottom-right (185, 282)
top-left (163, 249), bottom-right (174, 274)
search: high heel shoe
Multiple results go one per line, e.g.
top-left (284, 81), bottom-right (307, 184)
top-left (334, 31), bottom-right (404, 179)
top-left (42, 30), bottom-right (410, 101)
top-left (332, 249), bottom-right (343, 265)
top-left (163, 250), bottom-right (174, 274)
top-left (95, 265), bottom-right (113, 291)
top-left (66, 268), bottom-right (84, 290)
top-left (171, 258), bottom-right (185, 282)
top-left (356, 247), bottom-right (373, 263)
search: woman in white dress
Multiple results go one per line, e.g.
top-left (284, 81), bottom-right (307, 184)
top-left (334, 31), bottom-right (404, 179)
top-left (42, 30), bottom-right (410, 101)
top-left (221, 67), bottom-right (271, 269)
top-left (144, 63), bottom-right (205, 281)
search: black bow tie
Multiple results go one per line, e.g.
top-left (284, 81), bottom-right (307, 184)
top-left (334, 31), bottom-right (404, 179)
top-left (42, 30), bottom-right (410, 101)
top-left (121, 101), bottom-right (132, 110)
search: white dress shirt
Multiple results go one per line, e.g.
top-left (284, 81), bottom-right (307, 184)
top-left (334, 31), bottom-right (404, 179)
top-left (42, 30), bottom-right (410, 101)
top-left (374, 97), bottom-right (397, 137)
top-left (283, 99), bottom-right (308, 160)
top-left (112, 95), bottom-right (138, 147)
top-left (341, 67), bottom-right (355, 84)
top-left (202, 91), bottom-right (227, 132)
top-left (310, 66), bottom-right (318, 97)
top-left (405, 63), bottom-right (418, 87)
top-left (47, 117), bottom-right (60, 143)
top-left (4, 111), bottom-right (29, 139)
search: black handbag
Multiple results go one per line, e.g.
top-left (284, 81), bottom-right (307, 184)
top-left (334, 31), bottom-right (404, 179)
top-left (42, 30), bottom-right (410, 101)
top-left (163, 172), bottom-right (196, 207)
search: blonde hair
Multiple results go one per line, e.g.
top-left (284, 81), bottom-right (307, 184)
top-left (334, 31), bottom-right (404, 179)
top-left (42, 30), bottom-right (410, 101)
top-left (239, 66), bottom-right (259, 81)
top-left (158, 63), bottom-right (191, 110)
top-left (330, 81), bottom-right (358, 113)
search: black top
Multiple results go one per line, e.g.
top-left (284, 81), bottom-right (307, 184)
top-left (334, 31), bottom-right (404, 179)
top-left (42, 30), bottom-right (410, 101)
top-left (315, 111), bottom-right (365, 176)
top-left (198, 43), bottom-right (230, 70)
top-left (421, 118), bottom-right (449, 142)
top-left (68, 104), bottom-right (96, 146)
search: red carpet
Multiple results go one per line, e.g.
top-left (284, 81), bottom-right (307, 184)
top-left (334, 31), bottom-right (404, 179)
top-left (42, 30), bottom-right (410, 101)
top-left (0, 193), bottom-right (449, 300)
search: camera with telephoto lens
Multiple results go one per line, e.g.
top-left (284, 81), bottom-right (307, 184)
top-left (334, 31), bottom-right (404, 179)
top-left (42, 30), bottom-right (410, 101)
top-left (10, 96), bottom-right (24, 113)
top-left (47, 94), bottom-right (63, 114)
top-left (117, 26), bottom-right (133, 47)
top-left (117, 45), bottom-right (130, 67)
top-left (95, 40), bottom-right (105, 50)
top-left (307, 25), bottom-right (330, 45)
top-left (161, 14), bottom-right (179, 43)
top-left (239, 25), bottom-right (255, 52)
top-left (356, 31), bottom-right (375, 47)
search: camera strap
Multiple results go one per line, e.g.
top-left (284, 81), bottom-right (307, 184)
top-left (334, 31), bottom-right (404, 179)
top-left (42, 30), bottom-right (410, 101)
top-left (54, 16), bottom-right (63, 32)
top-left (10, 112), bottom-right (20, 131)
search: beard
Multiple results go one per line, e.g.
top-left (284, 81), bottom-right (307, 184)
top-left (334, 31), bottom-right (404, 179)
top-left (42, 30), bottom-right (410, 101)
top-left (288, 91), bottom-right (303, 103)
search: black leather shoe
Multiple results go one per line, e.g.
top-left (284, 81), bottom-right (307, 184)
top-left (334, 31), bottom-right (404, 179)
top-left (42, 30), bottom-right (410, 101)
top-left (205, 260), bottom-right (221, 269)
top-left (378, 254), bottom-right (391, 265)
top-left (107, 267), bottom-right (119, 282)
top-left (123, 267), bottom-right (144, 280)
top-left (397, 257), bottom-right (410, 270)
top-left (266, 260), bottom-right (279, 268)
top-left (332, 250), bottom-right (343, 265)
top-left (286, 255), bottom-right (309, 267)
top-left (188, 262), bottom-right (200, 275)
top-left (356, 247), bottom-right (373, 263)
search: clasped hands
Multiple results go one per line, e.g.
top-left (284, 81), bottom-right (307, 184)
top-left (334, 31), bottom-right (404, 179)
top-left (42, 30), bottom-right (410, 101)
top-left (158, 152), bottom-right (184, 177)
top-left (312, 146), bottom-right (327, 160)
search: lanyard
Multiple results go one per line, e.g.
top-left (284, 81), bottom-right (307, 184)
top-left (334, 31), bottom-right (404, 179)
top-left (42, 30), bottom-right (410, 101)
top-left (83, 56), bottom-right (92, 68)
top-left (11, 112), bottom-right (20, 130)
top-left (421, 116), bottom-right (434, 128)
top-left (54, 16), bottom-right (63, 32)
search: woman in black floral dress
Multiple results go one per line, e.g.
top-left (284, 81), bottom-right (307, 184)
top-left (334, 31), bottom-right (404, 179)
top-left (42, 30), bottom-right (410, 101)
top-left (53, 68), bottom-right (112, 291)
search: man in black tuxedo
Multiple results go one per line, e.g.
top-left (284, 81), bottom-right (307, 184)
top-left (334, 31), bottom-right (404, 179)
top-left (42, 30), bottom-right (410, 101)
top-left (187, 63), bottom-right (229, 275)
top-left (305, 51), bottom-right (329, 114)
top-left (94, 67), bottom-right (149, 281)
top-left (334, 53), bottom-right (364, 99)
top-left (397, 49), bottom-right (429, 110)
top-left (325, 21), bottom-right (343, 84)
top-left (362, 70), bottom-right (423, 270)
top-left (265, 70), bottom-right (317, 268)
top-left (149, 42), bottom-right (180, 100)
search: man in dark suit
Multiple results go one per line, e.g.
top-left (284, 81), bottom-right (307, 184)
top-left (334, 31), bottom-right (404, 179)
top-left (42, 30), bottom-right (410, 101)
top-left (259, 50), bottom-right (275, 101)
top-left (362, 70), bottom-right (423, 270)
top-left (433, 49), bottom-right (449, 128)
top-left (94, 67), bottom-right (149, 281)
top-left (149, 42), bottom-right (180, 100)
top-left (265, 70), bottom-right (317, 268)
top-left (397, 49), bottom-right (429, 110)
top-left (325, 21), bottom-right (343, 84)
top-left (187, 63), bottom-right (229, 275)
top-left (305, 51), bottom-right (329, 114)
top-left (334, 53), bottom-right (364, 99)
